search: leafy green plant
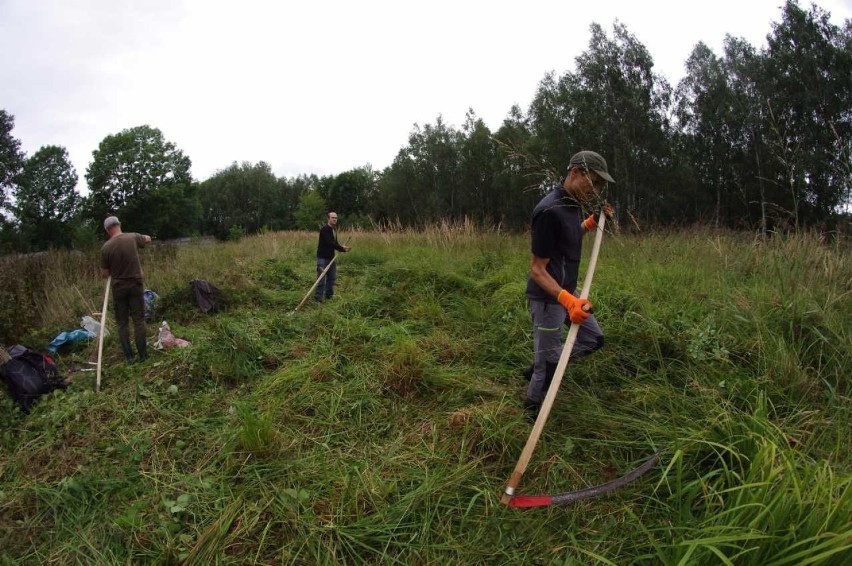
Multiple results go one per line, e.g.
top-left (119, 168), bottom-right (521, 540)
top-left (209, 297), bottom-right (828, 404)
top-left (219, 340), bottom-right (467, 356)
top-left (227, 225), bottom-right (244, 242)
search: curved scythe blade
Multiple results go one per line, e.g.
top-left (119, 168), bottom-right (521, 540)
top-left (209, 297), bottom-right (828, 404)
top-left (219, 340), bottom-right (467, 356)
top-left (507, 447), bottom-right (663, 508)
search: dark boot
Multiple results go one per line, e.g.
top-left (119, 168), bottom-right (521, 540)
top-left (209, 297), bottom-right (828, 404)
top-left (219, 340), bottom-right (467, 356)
top-left (135, 336), bottom-right (148, 362)
top-left (523, 398), bottom-right (541, 423)
top-left (522, 363), bottom-right (534, 381)
top-left (120, 339), bottom-right (135, 362)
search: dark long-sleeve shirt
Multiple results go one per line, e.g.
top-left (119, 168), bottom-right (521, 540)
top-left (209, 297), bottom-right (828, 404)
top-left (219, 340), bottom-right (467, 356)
top-left (316, 225), bottom-right (346, 259)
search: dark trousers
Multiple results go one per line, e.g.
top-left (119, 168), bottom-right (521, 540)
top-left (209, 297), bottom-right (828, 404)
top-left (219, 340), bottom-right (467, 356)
top-left (315, 258), bottom-right (337, 301)
top-left (112, 279), bottom-right (147, 360)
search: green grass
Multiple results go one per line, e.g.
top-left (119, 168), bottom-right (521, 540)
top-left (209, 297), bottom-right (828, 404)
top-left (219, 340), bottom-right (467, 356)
top-left (0, 226), bottom-right (849, 564)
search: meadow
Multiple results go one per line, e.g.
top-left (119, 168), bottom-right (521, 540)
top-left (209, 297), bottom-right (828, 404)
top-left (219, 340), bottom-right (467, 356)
top-left (0, 224), bottom-right (849, 564)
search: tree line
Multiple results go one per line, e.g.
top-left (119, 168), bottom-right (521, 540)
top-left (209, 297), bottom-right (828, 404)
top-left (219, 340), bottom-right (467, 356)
top-left (1, 1), bottom-right (849, 253)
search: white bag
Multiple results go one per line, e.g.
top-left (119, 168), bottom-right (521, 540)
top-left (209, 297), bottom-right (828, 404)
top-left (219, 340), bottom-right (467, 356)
top-left (81, 315), bottom-right (108, 337)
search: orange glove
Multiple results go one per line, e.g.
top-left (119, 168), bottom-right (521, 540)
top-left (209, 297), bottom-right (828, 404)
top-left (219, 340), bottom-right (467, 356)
top-left (583, 205), bottom-right (614, 231)
top-left (557, 289), bottom-right (592, 324)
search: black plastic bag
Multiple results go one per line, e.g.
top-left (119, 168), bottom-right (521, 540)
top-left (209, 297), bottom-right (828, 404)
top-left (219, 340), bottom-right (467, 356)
top-left (190, 279), bottom-right (220, 314)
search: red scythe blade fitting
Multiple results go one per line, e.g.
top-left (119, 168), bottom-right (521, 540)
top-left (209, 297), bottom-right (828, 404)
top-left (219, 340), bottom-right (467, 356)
top-left (508, 495), bottom-right (552, 508)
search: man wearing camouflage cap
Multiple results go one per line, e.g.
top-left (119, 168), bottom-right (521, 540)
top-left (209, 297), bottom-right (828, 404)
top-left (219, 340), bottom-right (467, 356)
top-left (523, 150), bottom-right (615, 419)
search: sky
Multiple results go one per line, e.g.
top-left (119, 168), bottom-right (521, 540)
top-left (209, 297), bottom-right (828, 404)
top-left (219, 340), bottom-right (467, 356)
top-left (2, 0), bottom-right (851, 195)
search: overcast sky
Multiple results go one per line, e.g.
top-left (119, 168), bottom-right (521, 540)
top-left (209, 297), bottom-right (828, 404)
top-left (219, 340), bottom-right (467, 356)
top-left (2, 0), bottom-right (850, 195)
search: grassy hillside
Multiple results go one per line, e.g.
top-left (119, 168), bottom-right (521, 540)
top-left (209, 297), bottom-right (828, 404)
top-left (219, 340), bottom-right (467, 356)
top-left (1, 226), bottom-right (849, 564)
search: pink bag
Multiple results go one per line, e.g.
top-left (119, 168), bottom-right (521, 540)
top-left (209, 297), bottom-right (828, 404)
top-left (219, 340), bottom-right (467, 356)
top-left (155, 321), bottom-right (190, 350)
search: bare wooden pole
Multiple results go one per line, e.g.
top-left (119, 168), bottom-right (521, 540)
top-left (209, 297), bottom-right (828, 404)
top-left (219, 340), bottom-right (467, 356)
top-left (501, 213), bottom-right (607, 505)
top-left (95, 276), bottom-right (111, 393)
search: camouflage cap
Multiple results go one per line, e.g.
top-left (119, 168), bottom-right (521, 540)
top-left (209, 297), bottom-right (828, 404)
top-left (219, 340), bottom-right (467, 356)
top-left (569, 150), bottom-right (615, 183)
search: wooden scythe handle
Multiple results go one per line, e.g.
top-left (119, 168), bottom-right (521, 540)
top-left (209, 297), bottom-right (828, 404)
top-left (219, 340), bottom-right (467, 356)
top-left (501, 212), bottom-right (607, 505)
top-left (293, 255), bottom-right (339, 312)
top-left (95, 276), bottom-right (111, 393)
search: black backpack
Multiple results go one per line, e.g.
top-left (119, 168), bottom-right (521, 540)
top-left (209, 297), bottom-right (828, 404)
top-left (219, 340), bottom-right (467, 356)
top-left (0, 346), bottom-right (66, 414)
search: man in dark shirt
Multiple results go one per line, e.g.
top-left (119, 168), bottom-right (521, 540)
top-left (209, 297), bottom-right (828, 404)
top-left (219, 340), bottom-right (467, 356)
top-left (315, 211), bottom-right (351, 302)
top-left (100, 216), bottom-right (152, 362)
top-left (524, 151), bottom-right (615, 417)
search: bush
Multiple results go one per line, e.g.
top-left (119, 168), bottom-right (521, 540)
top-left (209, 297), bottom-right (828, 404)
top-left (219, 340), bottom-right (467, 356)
top-left (227, 225), bottom-right (244, 242)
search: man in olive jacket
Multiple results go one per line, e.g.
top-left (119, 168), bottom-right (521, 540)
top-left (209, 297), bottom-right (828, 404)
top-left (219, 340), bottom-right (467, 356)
top-left (100, 216), bottom-right (151, 362)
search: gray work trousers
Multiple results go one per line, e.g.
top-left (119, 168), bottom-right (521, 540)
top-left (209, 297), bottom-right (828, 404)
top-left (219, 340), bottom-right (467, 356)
top-left (526, 297), bottom-right (603, 403)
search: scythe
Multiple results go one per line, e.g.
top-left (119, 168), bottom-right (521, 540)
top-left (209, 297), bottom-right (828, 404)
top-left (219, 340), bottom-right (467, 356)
top-left (292, 255), bottom-right (339, 313)
top-left (501, 212), bottom-right (659, 506)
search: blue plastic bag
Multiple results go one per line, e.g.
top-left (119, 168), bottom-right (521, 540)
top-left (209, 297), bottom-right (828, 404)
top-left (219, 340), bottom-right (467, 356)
top-left (144, 289), bottom-right (159, 321)
top-left (47, 328), bottom-right (95, 353)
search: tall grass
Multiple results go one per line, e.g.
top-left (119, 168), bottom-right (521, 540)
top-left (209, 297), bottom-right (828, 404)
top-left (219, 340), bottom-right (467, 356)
top-left (0, 226), bottom-right (849, 564)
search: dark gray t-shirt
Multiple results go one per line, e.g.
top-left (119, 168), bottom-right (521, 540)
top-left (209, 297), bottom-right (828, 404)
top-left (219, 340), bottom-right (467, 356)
top-left (525, 186), bottom-right (584, 302)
